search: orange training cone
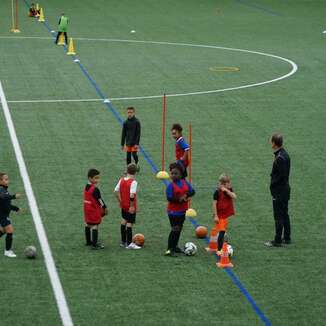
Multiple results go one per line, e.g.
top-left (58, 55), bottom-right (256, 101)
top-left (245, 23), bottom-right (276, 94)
top-left (217, 242), bottom-right (233, 268)
top-left (67, 38), bottom-right (76, 55)
top-left (205, 226), bottom-right (218, 252)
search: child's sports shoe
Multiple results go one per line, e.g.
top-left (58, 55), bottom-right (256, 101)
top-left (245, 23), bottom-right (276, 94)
top-left (126, 242), bottom-right (141, 250)
top-left (119, 242), bottom-right (127, 248)
top-left (4, 250), bottom-right (17, 258)
top-left (174, 247), bottom-right (184, 254)
top-left (164, 249), bottom-right (177, 257)
top-left (91, 243), bottom-right (105, 250)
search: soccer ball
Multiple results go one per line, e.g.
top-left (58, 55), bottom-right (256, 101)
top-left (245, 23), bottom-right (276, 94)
top-left (184, 242), bottom-right (197, 256)
top-left (132, 233), bottom-right (145, 247)
top-left (227, 244), bottom-right (234, 257)
top-left (24, 245), bottom-right (37, 259)
top-left (195, 226), bottom-right (208, 238)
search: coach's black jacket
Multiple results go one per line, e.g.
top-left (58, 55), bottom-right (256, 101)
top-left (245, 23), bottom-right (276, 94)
top-left (0, 185), bottom-right (19, 219)
top-left (121, 116), bottom-right (141, 147)
top-left (270, 148), bottom-right (291, 201)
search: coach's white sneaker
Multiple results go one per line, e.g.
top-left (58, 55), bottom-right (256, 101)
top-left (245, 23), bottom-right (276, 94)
top-left (126, 243), bottom-right (141, 250)
top-left (4, 250), bottom-right (17, 258)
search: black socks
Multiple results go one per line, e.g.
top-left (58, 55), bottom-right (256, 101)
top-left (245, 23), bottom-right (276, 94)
top-left (217, 231), bottom-right (225, 251)
top-left (6, 233), bottom-right (13, 251)
top-left (168, 230), bottom-right (180, 252)
top-left (126, 227), bottom-right (132, 245)
top-left (85, 226), bottom-right (91, 245)
top-left (121, 225), bottom-right (126, 243)
top-left (91, 229), bottom-right (98, 247)
top-left (132, 152), bottom-right (139, 164)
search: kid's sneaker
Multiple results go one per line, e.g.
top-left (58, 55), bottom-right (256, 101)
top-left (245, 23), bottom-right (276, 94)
top-left (91, 243), bottom-right (105, 250)
top-left (120, 242), bottom-right (127, 248)
top-left (4, 250), bottom-right (17, 258)
top-left (126, 242), bottom-right (141, 250)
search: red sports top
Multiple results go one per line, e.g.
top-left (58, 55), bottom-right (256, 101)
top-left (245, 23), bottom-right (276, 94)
top-left (83, 184), bottom-right (103, 224)
top-left (215, 189), bottom-right (235, 219)
top-left (119, 178), bottom-right (137, 212)
top-left (167, 179), bottom-right (190, 213)
top-left (175, 137), bottom-right (189, 168)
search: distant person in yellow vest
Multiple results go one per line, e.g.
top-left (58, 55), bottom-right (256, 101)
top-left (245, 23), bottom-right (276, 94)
top-left (55, 13), bottom-right (69, 45)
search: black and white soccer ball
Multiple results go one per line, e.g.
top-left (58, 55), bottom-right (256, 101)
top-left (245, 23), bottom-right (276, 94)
top-left (24, 245), bottom-right (37, 259)
top-left (184, 242), bottom-right (197, 256)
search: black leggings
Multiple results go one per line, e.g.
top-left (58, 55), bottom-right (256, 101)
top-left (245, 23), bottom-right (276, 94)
top-left (126, 151), bottom-right (138, 165)
top-left (167, 215), bottom-right (185, 251)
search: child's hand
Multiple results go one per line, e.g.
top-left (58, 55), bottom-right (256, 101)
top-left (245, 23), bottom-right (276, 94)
top-left (128, 206), bottom-right (135, 214)
top-left (102, 208), bottom-right (108, 216)
top-left (214, 215), bottom-right (219, 223)
top-left (15, 193), bottom-right (23, 199)
top-left (179, 194), bottom-right (188, 202)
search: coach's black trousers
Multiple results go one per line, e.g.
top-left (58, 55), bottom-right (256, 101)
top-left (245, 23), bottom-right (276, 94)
top-left (272, 198), bottom-right (291, 244)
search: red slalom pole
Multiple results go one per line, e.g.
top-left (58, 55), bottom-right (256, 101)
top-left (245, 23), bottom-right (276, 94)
top-left (161, 94), bottom-right (167, 171)
top-left (186, 123), bottom-right (196, 217)
top-left (156, 94), bottom-right (169, 179)
top-left (188, 123), bottom-right (192, 183)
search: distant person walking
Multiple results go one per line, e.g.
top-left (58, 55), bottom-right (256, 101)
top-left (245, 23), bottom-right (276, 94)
top-left (265, 133), bottom-right (291, 247)
top-left (55, 13), bottom-right (69, 45)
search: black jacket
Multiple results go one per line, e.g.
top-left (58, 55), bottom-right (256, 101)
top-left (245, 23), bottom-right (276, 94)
top-left (0, 185), bottom-right (19, 219)
top-left (121, 117), bottom-right (141, 147)
top-left (270, 148), bottom-right (291, 200)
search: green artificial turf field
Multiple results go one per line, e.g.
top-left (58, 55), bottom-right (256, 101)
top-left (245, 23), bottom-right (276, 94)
top-left (1, 0), bottom-right (326, 325)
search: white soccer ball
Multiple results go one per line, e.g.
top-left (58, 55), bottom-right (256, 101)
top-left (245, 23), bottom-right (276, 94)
top-left (184, 242), bottom-right (197, 256)
top-left (130, 30), bottom-right (136, 33)
top-left (24, 245), bottom-right (37, 259)
top-left (227, 244), bottom-right (234, 257)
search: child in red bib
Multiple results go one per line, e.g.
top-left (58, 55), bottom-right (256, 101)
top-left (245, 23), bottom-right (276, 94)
top-left (165, 162), bottom-right (195, 256)
top-left (114, 163), bottom-right (140, 249)
top-left (83, 169), bottom-right (107, 249)
top-left (211, 174), bottom-right (236, 253)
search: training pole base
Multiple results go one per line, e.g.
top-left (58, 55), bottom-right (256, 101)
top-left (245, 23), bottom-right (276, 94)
top-left (10, 28), bottom-right (21, 33)
top-left (156, 171), bottom-right (169, 180)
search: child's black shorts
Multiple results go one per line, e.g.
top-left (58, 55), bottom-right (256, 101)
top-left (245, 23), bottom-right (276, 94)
top-left (0, 217), bottom-right (12, 228)
top-left (168, 214), bottom-right (185, 227)
top-left (121, 209), bottom-right (136, 224)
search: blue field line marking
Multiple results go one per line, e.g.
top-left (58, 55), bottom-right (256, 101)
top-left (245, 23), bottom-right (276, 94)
top-left (26, 3), bottom-right (272, 324)
top-left (188, 217), bottom-right (272, 325)
top-left (235, 0), bottom-right (283, 17)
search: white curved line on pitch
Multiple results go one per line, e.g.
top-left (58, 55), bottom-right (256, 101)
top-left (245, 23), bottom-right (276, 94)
top-left (2, 36), bottom-right (298, 102)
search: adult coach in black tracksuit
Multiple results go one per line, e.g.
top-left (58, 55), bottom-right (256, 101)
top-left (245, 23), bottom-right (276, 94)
top-left (265, 134), bottom-right (291, 247)
top-left (121, 107), bottom-right (141, 168)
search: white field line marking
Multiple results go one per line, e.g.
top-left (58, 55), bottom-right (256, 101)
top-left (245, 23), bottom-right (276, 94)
top-left (2, 36), bottom-right (298, 102)
top-left (0, 81), bottom-right (73, 326)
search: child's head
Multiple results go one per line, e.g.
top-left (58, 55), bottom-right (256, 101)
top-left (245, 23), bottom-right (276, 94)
top-left (0, 173), bottom-right (9, 187)
top-left (127, 106), bottom-right (135, 119)
top-left (87, 169), bottom-right (100, 185)
top-left (219, 174), bottom-right (231, 188)
top-left (127, 163), bottom-right (137, 176)
top-left (169, 162), bottom-right (184, 181)
top-left (171, 123), bottom-right (183, 140)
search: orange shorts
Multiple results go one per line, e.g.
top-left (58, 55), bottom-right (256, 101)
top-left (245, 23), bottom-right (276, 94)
top-left (124, 145), bottom-right (138, 152)
top-left (215, 218), bottom-right (228, 232)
